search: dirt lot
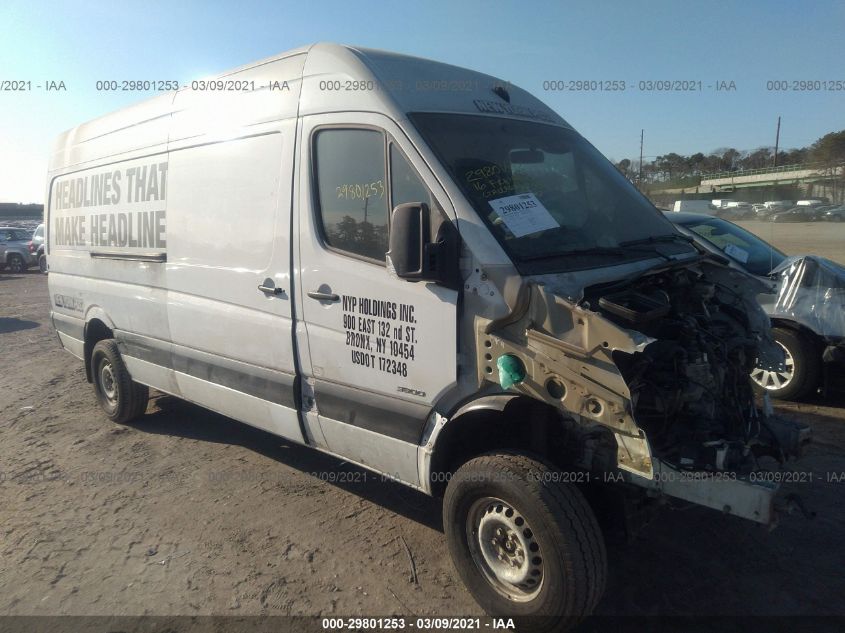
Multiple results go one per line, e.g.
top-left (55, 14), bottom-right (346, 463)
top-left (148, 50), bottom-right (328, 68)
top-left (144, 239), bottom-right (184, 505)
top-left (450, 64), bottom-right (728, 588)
top-left (2, 272), bottom-right (845, 627)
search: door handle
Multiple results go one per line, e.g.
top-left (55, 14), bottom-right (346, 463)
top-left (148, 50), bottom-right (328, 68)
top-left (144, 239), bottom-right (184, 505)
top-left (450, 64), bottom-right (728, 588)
top-left (258, 284), bottom-right (286, 296)
top-left (307, 290), bottom-right (340, 302)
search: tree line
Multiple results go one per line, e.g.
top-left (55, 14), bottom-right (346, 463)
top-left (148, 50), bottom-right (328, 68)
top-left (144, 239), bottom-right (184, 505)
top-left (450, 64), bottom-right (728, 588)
top-left (614, 130), bottom-right (845, 184)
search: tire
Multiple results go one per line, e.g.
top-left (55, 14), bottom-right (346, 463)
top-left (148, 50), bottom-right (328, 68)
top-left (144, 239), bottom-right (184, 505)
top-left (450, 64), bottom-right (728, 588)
top-left (7, 254), bottom-right (26, 273)
top-left (39, 254), bottom-right (47, 274)
top-left (91, 339), bottom-right (149, 423)
top-left (751, 327), bottom-right (820, 400)
top-left (443, 453), bottom-right (607, 633)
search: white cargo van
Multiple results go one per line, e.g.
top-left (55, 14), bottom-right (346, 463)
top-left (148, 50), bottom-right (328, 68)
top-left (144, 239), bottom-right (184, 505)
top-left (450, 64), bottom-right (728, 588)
top-left (46, 43), bottom-right (810, 631)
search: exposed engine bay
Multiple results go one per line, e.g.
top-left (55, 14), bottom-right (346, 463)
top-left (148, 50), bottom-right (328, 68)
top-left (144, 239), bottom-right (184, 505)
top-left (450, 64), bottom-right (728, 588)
top-left (584, 262), bottom-right (792, 473)
top-left (474, 255), bottom-right (812, 524)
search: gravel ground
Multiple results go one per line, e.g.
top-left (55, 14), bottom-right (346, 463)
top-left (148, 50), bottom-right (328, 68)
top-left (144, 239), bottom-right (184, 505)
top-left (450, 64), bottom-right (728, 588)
top-left (1, 272), bottom-right (844, 628)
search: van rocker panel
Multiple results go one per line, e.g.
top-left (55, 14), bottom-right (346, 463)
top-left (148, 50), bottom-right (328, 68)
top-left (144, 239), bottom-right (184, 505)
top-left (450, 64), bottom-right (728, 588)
top-left (116, 330), bottom-right (297, 409)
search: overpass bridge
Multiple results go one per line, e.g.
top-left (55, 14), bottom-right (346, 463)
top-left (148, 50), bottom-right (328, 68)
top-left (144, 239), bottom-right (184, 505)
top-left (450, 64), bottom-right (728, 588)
top-left (700, 162), bottom-right (843, 191)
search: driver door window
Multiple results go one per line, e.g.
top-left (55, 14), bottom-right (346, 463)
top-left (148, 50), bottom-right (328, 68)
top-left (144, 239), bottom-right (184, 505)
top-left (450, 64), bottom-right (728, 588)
top-left (314, 128), bottom-right (389, 262)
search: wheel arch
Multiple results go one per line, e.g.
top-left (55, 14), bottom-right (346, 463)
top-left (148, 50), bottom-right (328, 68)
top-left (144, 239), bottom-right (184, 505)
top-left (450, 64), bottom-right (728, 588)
top-left (83, 308), bottom-right (116, 383)
top-left (425, 394), bottom-right (603, 498)
top-left (5, 250), bottom-right (27, 266)
top-left (769, 317), bottom-right (823, 345)
top-left (769, 317), bottom-right (827, 362)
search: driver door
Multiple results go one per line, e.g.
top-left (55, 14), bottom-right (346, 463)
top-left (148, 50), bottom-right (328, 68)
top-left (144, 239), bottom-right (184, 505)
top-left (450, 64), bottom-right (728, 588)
top-left (294, 112), bottom-right (458, 486)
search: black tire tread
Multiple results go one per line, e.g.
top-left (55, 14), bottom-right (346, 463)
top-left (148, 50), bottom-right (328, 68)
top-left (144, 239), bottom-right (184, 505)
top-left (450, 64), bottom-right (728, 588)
top-left (91, 339), bottom-right (149, 423)
top-left (772, 327), bottom-right (820, 400)
top-left (444, 451), bottom-right (607, 631)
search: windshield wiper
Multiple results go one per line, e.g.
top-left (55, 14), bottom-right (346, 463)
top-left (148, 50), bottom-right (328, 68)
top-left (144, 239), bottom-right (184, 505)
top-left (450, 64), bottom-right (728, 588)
top-left (519, 246), bottom-right (640, 262)
top-left (518, 234), bottom-right (696, 263)
top-left (618, 234), bottom-right (694, 247)
top-left (520, 236), bottom-right (694, 262)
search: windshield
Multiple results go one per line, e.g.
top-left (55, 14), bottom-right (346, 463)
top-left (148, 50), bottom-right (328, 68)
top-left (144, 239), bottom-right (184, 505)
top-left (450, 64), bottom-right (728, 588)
top-left (409, 113), bottom-right (692, 273)
top-left (673, 215), bottom-right (786, 276)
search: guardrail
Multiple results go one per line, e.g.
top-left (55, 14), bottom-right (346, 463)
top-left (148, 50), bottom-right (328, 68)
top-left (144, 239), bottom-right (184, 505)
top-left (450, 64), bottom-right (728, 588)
top-left (699, 162), bottom-right (839, 181)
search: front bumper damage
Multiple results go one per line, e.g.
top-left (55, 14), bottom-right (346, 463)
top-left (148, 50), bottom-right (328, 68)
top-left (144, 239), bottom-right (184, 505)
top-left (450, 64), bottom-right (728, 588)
top-left (623, 413), bottom-right (811, 526)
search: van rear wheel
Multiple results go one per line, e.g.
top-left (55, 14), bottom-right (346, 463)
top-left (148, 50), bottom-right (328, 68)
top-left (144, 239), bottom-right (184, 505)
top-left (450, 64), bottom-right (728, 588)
top-left (91, 339), bottom-right (149, 423)
top-left (443, 453), bottom-right (606, 633)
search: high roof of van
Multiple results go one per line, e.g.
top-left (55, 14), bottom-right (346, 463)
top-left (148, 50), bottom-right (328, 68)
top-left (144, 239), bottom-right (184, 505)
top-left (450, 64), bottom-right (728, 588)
top-left (48, 43), bottom-right (570, 174)
top-left (302, 43), bottom-right (569, 124)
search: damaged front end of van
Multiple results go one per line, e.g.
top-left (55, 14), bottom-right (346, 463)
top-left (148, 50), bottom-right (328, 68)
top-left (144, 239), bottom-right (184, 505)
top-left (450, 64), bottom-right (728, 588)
top-left (402, 108), bottom-right (812, 527)
top-left (400, 106), bottom-right (810, 525)
top-left (475, 256), bottom-right (812, 526)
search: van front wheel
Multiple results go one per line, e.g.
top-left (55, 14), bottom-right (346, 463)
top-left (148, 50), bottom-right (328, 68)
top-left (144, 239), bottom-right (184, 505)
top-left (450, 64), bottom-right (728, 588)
top-left (91, 339), bottom-right (149, 423)
top-left (443, 453), bottom-right (607, 633)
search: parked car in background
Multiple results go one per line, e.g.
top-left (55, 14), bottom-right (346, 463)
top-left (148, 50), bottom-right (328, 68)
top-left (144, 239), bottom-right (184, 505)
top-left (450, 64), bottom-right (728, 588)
top-left (755, 204), bottom-right (786, 220)
top-left (820, 206), bottom-right (845, 221)
top-left (808, 205), bottom-right (839, 220)
top-left (28, 223), bottom-right (47, 273)
top-left (770, 207), bottom-right (816, 222)
top-left (0, 227), bottom-right (36, 273)
top-left (667, 212), bottom-right (845, 400)
top-left (716, 202), bottom-right (754, 220)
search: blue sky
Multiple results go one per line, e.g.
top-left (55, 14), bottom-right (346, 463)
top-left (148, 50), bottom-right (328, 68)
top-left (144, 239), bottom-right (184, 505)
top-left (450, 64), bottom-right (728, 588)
top-left (1, 0), bottom-right (843, 202)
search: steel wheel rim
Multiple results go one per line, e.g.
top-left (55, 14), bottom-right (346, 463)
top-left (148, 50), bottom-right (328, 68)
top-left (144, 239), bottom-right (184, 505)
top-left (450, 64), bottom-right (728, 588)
top-left (466, 496), bottom-right (543, 602)
top-left (751, 341), bottom-right (795, 391)
top-left (99, 362), bottom-right (118, 405)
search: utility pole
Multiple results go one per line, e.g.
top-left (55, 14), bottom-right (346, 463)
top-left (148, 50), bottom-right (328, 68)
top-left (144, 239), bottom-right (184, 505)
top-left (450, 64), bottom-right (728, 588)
top-left (639, 129), bottom-right (644, 188)
top-left (773, 116), bottom-right (781, 168)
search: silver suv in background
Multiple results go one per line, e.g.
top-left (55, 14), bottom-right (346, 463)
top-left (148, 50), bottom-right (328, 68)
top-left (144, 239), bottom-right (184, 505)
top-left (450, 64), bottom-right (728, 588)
top-left (0, 227), bottom-right (36, 273)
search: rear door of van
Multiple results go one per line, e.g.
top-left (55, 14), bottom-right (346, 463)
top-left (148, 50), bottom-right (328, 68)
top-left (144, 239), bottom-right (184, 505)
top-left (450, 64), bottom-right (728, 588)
top-left (295, 112), bottom-right (459, 485)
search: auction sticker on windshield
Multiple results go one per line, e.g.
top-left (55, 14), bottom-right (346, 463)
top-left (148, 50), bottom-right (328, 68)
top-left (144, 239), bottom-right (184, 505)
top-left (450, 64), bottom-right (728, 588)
top-left (488, 192), bottom-right (558, 238)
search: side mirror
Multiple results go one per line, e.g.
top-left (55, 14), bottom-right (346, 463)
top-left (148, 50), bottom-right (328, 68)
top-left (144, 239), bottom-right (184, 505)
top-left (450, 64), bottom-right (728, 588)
top-left (387, 202), bottom-right (459, 289)
top-left (387, 202), bottom-right (428, 279)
